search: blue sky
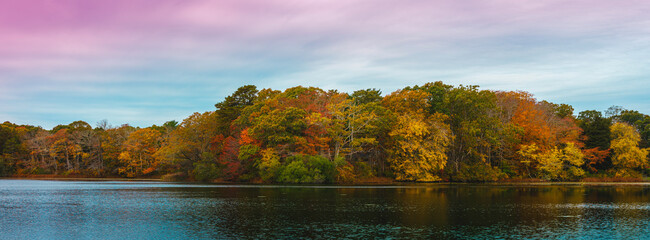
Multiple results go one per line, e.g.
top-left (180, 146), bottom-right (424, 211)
top-left (1, 0), bottom-right (649, 129)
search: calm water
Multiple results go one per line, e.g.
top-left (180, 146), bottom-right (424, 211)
top-left (1, 180), bottom-right (649, 239)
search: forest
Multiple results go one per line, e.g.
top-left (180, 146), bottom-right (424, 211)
top-left (1, 82), bottom-right (649, 183)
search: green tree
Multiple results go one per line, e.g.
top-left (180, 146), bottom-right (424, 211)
top-left (444, 85), bottom-right (503, 171)
top-left (578, 110), bottom-right (612, 150)
top-left (328, 94), bottom-right (385, 160)
top-left (350, 88), bottom-right (383, 105)
top-left (215, 85), bottom-right (259, 135)
top-left (276, 155), bottom-right (335, 183)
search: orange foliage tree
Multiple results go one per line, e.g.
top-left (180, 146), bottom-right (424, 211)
top-left (119, 128), bottom-right (162, 177)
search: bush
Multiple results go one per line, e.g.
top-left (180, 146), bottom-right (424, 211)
top-left (256, 148), bottom-right (282, 182)
top-left (333, 157), bottom-right (354, 183)
top-left (276, 155), bottom-right (335, 183)
top-left (192, 152), bottom-right (220, 182)
top-left (354, 161), bottom-right (375, 179)
top-left (561, 166), bottom-right (585, 181)
top-left (277, 160), bottom-right (312, 183)
top-left (498, 164), bottom-right (517, 178)
top-left (63, 170), bottom-right (78, 176)
top-left (0, 157), bottom-right (14, 176)
top-left (612, 169), bottom-right (643, 178)
top-left (453, 162), bottom-right (506, 182)
top-left (193, 161), bottom-right (220, 182)
top-left (30, 167), bottom-right (50, 175)
top-left (161, 172), bottom-right (187, 182)
top-left (304, 155), bottom-right (335, 182)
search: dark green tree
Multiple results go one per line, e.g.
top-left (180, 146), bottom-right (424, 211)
top-left (578, 110), bottom-right (612, 150)
top-left (215, 85), bottom-right (259, 135)
top-left (351, 88), bottom-right (382, 105)
top-left (405, 81), bottom-right (453, 114)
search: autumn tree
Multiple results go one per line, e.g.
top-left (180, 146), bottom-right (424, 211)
top-left (496, 91), bottom-right (582, 177)
top-left (47, 129), bottom-right (77, 173)
top-left (101, 124), bottom-right (135, 175)
top-left (155, 112), bottom-right (220, 181)
top-left (383, 89), bottom-right (452, 182)
top-left (517, 142), bottom-right (585, 180)
top-left (434, 85), bottom-right (503, 171)
top-left (234, 86), bottom-right (346, 182)
top-left (23, 127), bottom-right (52, 173)
top-left (349, 89), bottom-right (393, 175)
top-left (408, 83), bottom-right (522, 180)
top-left (68, 121), bottom-right (97, 173)
top-left (239, 86), bottom-right (334, 155)
top-left (0, 122), bottom-right (28, 176)
top-left (328, 91), bottom-right (387, 160)
top-left (6, 84), bottom-right (650, 181)
top-left (616, 109), bottom-right (650, 148)
top-left (610, 122), bottom-right (648, 176)
top-left (118, 128), bottom-right (161, 177)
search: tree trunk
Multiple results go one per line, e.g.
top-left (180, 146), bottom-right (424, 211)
top-left (65, 147), bottom-right (71, 171)
top-left (98, 140), bottom-right (103, 171)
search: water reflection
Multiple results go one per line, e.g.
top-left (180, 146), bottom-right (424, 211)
top-left (0, 180), bottom-right (649, 239)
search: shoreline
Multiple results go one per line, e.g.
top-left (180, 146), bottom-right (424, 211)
top-left (2, 176), bottom-right (649, 186)
top-left (1, 176), bottom-right (163, 182)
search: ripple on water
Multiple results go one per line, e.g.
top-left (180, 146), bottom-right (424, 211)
top-left (1, 180), bottom-right (649, 239)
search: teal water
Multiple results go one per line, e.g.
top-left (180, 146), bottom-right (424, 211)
top-left (0, 180), bottom-right (649, 239)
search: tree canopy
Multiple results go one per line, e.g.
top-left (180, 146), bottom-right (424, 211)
top-left (1, 83), bottom-right (649, 182)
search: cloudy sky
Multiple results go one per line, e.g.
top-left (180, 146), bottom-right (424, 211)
top-left (1, 0), bottom-right (649, 129)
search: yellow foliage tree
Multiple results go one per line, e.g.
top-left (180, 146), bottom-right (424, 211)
top-left (610, 122), bottom-right (649, 171)
top-left (517, 142), bottom-right (584, 180)
top-left (384, 89), bottom-right (452, 182)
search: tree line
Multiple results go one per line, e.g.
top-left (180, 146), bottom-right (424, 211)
top-left (1, 82), bottom-right (648, 182)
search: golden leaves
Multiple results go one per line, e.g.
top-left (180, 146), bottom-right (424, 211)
top-left (610, 122), bottom-right (649, 169)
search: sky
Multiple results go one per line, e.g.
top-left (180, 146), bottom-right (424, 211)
top-left (1, 0), bottom-right (649, 129)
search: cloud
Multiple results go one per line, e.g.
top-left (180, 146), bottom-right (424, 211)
top-left (1, 0), bottom-right (649, 128)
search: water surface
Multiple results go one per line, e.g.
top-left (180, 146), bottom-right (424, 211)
top-left (1, 180), bottom-right (649, 239)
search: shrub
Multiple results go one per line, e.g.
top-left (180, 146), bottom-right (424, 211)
top-left (354, 161), bottom-right (375, 179)
top-left (255, 148), bottom-right (282, 182)
top-left (276, 155), bottom-right (335, 183)
top-left (304, 155), bottom-right (335, 183)
top-left (333, 157), bottom-right (355, 183)
top-left (454, 162), bottom-right (506, 182)
top-left (613, 169), bottom-right (643, 178)
top-left (561, 166), bottom-right (586, 181)
top-left (192, 152), bottom-right (220, 182)
top-left (277, 160), bottom-right (312, 183)
top-left (161, 172), bottom-right (187, 182)
top-left (0, 157), bottom-right (14, 176)
top-left (192, 161), bottom-right (220, 182)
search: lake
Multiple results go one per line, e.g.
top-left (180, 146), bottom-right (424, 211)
top-left (0, 180), bottom-right (649, 239)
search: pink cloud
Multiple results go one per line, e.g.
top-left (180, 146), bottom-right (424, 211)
top-left (1, 0), bottom-right (650, 128)
top-left (1, 0), bottom-right (649, 81)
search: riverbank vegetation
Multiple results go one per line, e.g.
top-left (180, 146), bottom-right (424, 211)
top-left (1, 82), bottom-right (649, 183)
